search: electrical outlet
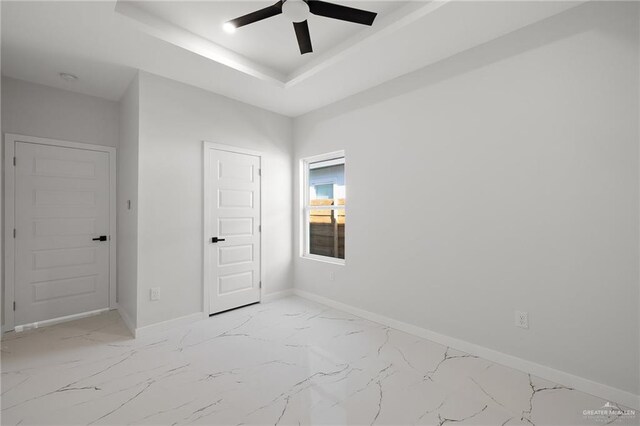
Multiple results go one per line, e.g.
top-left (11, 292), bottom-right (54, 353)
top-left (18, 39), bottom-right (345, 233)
top-left (515, 311), bottom-right (529, 329)
top-left (150, 287), bottom-right (160, 301)
top-left (329, 272), bottom-right (335, 281)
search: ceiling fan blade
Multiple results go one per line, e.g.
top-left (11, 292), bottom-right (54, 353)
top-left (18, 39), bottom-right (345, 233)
top-left (293, 20), bottom-right (313, 54)
top-left (307, 0), bottom-right (377, 26)
top-left (227, 1), bottom-right (283, 29)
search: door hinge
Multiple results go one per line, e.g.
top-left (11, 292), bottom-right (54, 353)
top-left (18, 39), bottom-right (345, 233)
top-left (259, 281), bottom-right (262, 289)
top-left (258, 225), bottom-right (261, 232)
top-left (13, 229), bottom-right (16, 238)
top-left (13, 301), bottom-right (16, 311)
top-left (13, 157), bottom-right (16, 166)
top-left (258, 168), bottom-right (261, 177)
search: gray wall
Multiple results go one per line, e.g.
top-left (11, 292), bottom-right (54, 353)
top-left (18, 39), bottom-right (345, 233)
top-left (2, 77), bottom-right (119, 147)
top-left (117, 75), bottom-right (139, 329)
top-left (293, 2), bottom-right (640, 396)
top-left (1, 76), bottom-right (120, 327)
top-left (136, 72), bottom-right (294, 328)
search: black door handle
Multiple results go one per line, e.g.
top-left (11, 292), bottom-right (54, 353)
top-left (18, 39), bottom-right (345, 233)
top-left (92, 235), bottom-right (108, 242)
top-left (211, 237), bottom-right (226, 243)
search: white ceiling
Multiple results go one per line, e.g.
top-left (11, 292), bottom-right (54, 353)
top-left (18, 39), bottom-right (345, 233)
top-left (130, 1), bottom-right (408, 76)
top-left (1, 1), bottom-right (584, 116)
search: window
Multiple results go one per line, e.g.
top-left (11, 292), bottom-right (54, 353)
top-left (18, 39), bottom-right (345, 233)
top-left (313, 184), bottom-right (334, 200)
top-left (302, 151), bottom-right (345, 264)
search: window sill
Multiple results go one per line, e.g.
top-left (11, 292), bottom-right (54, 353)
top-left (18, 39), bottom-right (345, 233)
top-left (301, 254), bottom-right (345, 266)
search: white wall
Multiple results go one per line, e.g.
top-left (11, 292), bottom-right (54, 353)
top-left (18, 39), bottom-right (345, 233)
top-left (294, 1), bottom-right (640, 398)
top-left (136, 72), bottom-right (293, 328)
top-left (117, 74), bottom-right (139, 329)
top-left (1, 9), bottom-right (4, 330)
top-left (1, 76), bottom-right (120, 327)
top-left (1, 77), bottom-right (119, 147)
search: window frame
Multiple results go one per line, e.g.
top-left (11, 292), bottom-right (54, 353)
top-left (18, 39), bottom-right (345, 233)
top-left (301, 150), bottom-right (346, 265)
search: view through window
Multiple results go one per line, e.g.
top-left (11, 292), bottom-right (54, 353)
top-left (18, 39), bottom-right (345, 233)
top-left (303, 153), bottom-right (345, 262)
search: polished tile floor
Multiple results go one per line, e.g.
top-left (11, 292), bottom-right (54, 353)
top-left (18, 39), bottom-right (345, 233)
top-left (0, 297), bottom-right (634, 425)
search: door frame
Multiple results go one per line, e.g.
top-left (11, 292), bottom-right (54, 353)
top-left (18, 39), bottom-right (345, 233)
top-left (3, 133), bottom-right (117, 332)
top-left (202, 141), bottom-right (264, 316)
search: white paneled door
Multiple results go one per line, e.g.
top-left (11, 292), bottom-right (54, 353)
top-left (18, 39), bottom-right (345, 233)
top-left (13, 142), bottom-right (111, 327)
top-left (205, 145), bottom-right (261, 315)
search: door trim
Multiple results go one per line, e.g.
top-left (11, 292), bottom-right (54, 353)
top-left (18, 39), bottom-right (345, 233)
top-left (202, 141), bottom-right (264, 316)
top-left (3, 133), bottom-right (117, 332)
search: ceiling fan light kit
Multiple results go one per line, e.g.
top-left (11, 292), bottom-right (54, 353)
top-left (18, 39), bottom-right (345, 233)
top-left (222, 22), bottom-right (237, 33)
top-left (224, 0), bottom-right (377, 55)
top-left (282, 0), bottom-right (310, 22)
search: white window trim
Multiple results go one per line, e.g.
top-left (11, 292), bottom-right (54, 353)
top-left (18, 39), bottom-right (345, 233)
top-left (300, 150), bottom-right (346, 265)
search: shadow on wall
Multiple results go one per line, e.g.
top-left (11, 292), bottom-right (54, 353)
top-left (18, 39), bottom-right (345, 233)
top-left (304, 1), bottom-right (628, 124)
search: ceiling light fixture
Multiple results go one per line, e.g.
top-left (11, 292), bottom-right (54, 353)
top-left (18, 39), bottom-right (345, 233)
top-left (282, 0), bottom-right (310, 23)
top-left (223, 22), bottom-right (236, 34)
top-left (59, 72), bottom-right (79, 82)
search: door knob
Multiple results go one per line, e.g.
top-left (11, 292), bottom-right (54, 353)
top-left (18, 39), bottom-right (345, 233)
top-left (211, 237), bottom-right (226, 243)
top-left (92, 235), bottom-right (108, 242)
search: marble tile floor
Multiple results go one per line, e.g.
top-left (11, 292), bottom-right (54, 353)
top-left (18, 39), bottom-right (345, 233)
top-left (0, 296), bottom-right (635, 425)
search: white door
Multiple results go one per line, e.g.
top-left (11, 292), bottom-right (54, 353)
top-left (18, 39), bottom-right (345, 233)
top-left (14, 142), bottom-right (111, 326)
top-left (205, 146), bottom-right (261, 315)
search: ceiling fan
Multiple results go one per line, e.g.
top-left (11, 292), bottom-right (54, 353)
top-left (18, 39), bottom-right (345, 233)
top-left (223, 0), bottom-right (378, 55)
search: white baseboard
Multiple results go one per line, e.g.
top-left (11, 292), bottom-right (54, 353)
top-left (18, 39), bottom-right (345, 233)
top-left (262, 289), bottom-right (294, 303)
top-left (9, 308), bottom-right (110, 334)
top-left (293, 289), bottom-right (640, 410)
top-left (134, 312), bottom-right (205, 338)
top-left (117, 290), bottom-right (293, 339)
top-left (116, 304), bottom-right (136, 337)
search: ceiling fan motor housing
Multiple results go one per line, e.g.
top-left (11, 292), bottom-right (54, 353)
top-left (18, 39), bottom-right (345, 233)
top-left (282, 0), bottom-right (311, 23)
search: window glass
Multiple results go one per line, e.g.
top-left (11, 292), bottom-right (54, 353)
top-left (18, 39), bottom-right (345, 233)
top-left (314, 184), bottom-right (334, 200)
top-left (303, 154), bottom-right (345, 263)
